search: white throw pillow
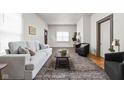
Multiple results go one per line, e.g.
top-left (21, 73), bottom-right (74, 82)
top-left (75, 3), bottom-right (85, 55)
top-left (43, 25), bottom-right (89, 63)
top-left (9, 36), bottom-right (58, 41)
top-left (35, 40), bottom-right (40, 51)
top-left (39, 43), bottom-right (48, 50)
top-left (8, 41), bottom-right (27, 54)
top-left (26, 41), bottom-right (36, 52)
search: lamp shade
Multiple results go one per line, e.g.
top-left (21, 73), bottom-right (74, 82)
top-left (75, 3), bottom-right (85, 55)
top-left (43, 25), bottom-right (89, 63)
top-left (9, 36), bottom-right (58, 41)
top-left (112, 39), bottom-right (120, 46)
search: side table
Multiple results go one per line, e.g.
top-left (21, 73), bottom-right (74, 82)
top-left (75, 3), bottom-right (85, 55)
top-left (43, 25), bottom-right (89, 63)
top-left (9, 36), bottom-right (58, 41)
top-left (0, 64), bottom-right (7, 80)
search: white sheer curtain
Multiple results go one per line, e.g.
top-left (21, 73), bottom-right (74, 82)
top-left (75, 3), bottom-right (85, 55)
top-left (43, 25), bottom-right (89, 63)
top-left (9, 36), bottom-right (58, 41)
top-left (0, 13), bottom-right (23, 54)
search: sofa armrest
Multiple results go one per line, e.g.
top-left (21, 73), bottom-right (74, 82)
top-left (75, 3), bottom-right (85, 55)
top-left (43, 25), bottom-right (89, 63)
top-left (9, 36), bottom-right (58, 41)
top-left (81, 43), bottom-right (89, 45)
top-left (42, 44), bottom-right (49, 49)
top-left (105, 52), bottom-right (124, 62)
top-left (0, 54), bottom-right (30, 79)
top-left (44, 44), bottom-right (49, 48)
top-left (75, 43), bottom-right (81, 48)
top-left (77, 47), bottom-right (84, 51)
top-left (0, 54), bottom-right (30, 64)
top-left (5, 49), bottom-right (10, 54)
top-left (119, 61), bottom-right (124, 79)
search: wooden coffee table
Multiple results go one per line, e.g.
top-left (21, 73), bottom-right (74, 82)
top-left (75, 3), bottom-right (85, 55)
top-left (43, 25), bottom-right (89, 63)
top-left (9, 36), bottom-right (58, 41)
top-left (55, 50), bottom-right (70, 70)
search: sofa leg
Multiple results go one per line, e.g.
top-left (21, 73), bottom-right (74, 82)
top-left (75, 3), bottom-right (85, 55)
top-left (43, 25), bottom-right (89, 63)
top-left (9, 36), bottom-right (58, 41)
top-left (78, 53), bottom-right (87, 57)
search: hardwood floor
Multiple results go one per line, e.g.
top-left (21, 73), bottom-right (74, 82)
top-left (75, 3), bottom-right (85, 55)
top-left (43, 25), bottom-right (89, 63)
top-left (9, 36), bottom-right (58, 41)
top-left (88, 54), bottom-right (104, 69)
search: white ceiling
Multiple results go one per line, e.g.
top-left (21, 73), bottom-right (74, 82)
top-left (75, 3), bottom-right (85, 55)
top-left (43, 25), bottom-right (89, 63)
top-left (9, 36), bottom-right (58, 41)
top-left (37, 13), bottom-right (91, 25)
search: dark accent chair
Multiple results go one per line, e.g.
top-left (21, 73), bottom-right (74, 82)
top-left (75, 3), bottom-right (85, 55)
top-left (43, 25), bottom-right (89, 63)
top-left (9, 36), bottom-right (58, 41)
top-left (75, 43), bottom-right (90, 57)
top-left (105, 52), bottom-right (124, 80)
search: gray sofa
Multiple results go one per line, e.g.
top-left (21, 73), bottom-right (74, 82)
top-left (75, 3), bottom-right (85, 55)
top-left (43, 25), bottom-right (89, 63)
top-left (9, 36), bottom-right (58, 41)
top-left (0, 41), bottom-right (52, 80)
top-left (105, 52), bottom-right (124, 80)
top-left (75, 43), bottom-right (90, 57)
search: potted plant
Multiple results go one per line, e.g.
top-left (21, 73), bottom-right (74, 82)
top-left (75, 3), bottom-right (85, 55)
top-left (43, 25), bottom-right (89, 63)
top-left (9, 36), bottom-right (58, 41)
top-left (60, 49), bottom-right (67, 56)
top-left (72, 32), bottom-right (77, 42)
top-left (108, 47), bottom-right (115, 52)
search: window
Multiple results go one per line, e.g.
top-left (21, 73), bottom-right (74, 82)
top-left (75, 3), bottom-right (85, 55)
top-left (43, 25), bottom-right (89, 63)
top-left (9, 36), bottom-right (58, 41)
top-left (0, 14), bottom-right (23, 54)
top-left (56, 31), bottom-right (69, 42)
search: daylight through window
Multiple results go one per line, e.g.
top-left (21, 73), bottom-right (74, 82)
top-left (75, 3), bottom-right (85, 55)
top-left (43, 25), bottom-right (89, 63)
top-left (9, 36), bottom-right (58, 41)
top-left (56, 32), bottom-right (69, 42)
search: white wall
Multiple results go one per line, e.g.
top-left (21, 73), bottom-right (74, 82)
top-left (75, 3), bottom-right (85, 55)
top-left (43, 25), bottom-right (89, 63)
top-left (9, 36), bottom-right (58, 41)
top-left (77, 15), bottom-right (91, 43)
top-left (77, 16), bottom-right (83, 43)
top-left (114, 13), bottom-right (124, 51)
top-left (83, 15), bottom-right (91, 43)
top-left (0, 13), bottom-right (23, 53)
top-left (48, 25), bottom-right (76, 47)
top-left (23, 13), bottom-right (48, 43)
top-left (90, 13), bottom-right (111, 54)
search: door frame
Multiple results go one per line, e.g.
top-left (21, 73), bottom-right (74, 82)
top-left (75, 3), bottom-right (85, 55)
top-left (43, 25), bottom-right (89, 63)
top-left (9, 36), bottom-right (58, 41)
top-left (96, 14), bottom-right (113, 57)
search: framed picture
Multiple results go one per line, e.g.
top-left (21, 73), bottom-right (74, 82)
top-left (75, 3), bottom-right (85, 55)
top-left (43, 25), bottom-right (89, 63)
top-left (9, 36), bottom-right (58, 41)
top-left (29, 26), bottom-right (36, 35)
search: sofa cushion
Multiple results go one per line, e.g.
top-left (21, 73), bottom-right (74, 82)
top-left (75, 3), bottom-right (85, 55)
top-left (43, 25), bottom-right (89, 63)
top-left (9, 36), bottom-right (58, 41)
top-left (8, 41), bottom-right (27, 54)
top-left (26, 41), bottom-right (36, 52)
top-left (39, 43), bottom-right (43, 49)
top-left (18, 47), bottom-right (30, 54)
top-left (25, 48), bottom-right (52, 72)
top-left (30, 50), bottom-right (47, 69)
top-left (35, 40), bottom-right (40, 51)
top-left (39, 43), bottom-right (49, 50)
top-left (80, 44), bottom-right (88, 48)
top-left (25, 51), bottom-right (46, 70)
top-left (41, 48), bottom-right (52, 56)
top-left (25, 64), bottom-right (34, 70)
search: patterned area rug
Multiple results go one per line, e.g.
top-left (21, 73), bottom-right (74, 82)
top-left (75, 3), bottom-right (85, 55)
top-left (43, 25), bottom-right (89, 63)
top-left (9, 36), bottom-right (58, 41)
top-left (35, 48), bottom-right (109, 80)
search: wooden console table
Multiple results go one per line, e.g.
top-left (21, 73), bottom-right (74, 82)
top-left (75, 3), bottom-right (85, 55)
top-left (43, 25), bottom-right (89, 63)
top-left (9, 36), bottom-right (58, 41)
top-left (0, 64), bottom-right (7, 80)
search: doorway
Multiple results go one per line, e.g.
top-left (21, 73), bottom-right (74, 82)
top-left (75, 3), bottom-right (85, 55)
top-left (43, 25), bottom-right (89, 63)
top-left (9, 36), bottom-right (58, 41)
top-left (44, 29), bottom-right (48, 44)
top-left (96, 14), bottom-right (113, 57)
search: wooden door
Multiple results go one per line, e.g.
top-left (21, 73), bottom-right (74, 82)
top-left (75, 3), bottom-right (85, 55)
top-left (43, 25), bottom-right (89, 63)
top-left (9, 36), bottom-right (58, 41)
top-left (44, 29), bottom-right (48, 44)
top-left (100, 20), bottom-right (110, 57)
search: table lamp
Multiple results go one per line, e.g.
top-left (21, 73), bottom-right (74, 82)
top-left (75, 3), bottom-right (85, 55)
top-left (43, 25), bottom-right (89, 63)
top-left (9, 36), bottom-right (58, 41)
top-left (112, 39), bottom-right (120, 52)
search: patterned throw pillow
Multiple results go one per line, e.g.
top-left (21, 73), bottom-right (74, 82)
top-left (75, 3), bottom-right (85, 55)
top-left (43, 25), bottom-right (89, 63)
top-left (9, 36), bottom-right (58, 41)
top-left (18, 47), bottom-right (30, 54)
top-left (26, 48), bottom-right (36, 56)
